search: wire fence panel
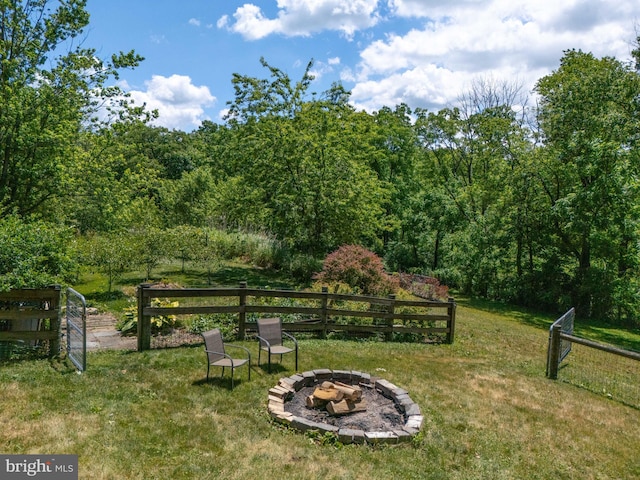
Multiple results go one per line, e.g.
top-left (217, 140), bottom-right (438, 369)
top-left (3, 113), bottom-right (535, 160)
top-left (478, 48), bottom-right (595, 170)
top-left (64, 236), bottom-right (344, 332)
top-left (556, 341), bottom-right (640, 409)
top-left (66, 288), bottom-right (87, 372)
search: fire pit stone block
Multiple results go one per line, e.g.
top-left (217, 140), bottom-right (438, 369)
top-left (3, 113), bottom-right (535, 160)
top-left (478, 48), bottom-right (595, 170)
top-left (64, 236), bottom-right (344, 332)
top-left (301, 371), bottom-right (317, 386)
top-left (270, 411), bottom-right (294, 423)
top-left (331, 370), bottom-right (352, 382)
top-left (269, 386), bottom-right (293, 400)
top-left (277, 379), bottom-right (296, 393)
top-left (352, 371), bottom-right (370, 384)
top-left (374, 378), bottom-right (398, 397)
top-left (404, 402), bottom-right (421, 417)
top-left (393, 429), bottom-right (414, 443)
top-left (337, 428), bottom-right (360, 443)
top-left (292, 416), bottom-right (339, 434)
top-left (390, 387), bottom-right (409, 399)
top-left (406, 415), bottom-right (424, 430)
top-left (312, 368), bottom-right (333, 381)
top-left (394, 393), bottom-right (414, 410)
top-left (365, 431), bottom-right (398, 444)
top-left (279, 375), bottom-right (305, 391)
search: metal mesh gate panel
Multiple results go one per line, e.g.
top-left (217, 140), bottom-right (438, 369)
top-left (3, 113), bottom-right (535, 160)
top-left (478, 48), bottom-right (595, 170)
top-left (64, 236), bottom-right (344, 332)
top-left (66, 288), bottom-right (86, 371)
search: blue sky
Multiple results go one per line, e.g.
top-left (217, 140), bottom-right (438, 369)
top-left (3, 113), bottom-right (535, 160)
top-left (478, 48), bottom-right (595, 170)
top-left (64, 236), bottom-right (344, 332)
top-left (84, 0), bottom-right (639, 131)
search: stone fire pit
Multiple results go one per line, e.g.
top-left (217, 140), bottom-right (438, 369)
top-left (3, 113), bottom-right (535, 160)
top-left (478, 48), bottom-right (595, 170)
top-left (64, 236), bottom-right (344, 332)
top-left (268, 369), bottom-right (423, 445)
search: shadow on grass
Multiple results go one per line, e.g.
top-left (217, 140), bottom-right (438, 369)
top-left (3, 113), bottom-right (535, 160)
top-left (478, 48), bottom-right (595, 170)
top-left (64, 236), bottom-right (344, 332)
top-left (457, 295), bottom-right (640, 351)
top-left (193, 376), bottom-right (250, 391)
top-left (83, 290), bottom-right (128, 303)
top-left (574, 321), bottom-right (640, 352)
top-left (455, 295), bottom-right (556, 330)
top-left (255, 362), bottom-right (289, 375)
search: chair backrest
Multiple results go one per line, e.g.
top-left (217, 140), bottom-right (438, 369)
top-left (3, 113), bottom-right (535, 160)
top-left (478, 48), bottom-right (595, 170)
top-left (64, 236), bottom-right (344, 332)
top-left (202, 328), bottom-right (225, 363)
top-left (257, 318), bottom-right (283, 347)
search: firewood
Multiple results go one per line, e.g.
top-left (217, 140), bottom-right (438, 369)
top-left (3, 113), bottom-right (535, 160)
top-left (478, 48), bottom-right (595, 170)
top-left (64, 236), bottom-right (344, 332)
top-left (326, 398), bottom-right (368, 416)
top-left (333, 381), bottom-right (362, 401)
top-left (305, 395), bottom-right (325, 408)
top-left (312, 386), bottom-right (344, 402)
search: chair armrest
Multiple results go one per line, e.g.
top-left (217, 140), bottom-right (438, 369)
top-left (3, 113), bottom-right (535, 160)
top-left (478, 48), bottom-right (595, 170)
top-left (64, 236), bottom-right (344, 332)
top-left (223, 343), bottom-right (252, 360)
top-left (283, 331), bottom-right (298, 347)
top-left (205, 349), bottom-right (232, 360)
top-left (255, 334), bottom-right (271, 348)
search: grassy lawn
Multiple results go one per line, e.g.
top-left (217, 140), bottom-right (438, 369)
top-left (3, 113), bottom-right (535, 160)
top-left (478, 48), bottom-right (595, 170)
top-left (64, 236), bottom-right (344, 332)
top-left (2, 299), bottom-right (639, 479)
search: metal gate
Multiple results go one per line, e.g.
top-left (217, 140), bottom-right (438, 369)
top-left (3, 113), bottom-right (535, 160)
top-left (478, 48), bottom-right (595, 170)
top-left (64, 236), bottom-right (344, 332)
top-left (546, 307), bottom-right (575, 378)
top-left (66, 288), bottom-right (87, 371)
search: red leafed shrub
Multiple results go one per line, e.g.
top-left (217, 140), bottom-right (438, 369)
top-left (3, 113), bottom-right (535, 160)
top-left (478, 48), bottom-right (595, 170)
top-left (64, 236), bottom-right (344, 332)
top-left (314, 245), bottom-right (399, 296)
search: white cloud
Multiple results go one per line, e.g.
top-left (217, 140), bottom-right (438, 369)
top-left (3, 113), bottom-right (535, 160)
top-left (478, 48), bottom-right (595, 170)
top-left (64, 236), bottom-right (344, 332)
top-left (217, 15), bottom-right (229, 29)
top-left (220, 0), bottom-right (381, 40)
top-left (309, 57), bottom-right (343, 81)
top-left (349, 0), bottom-right (637, 112)
top-left (127, 75), bottom-right (216, 130)
top-left (188, 18), bottom-right (201, 27)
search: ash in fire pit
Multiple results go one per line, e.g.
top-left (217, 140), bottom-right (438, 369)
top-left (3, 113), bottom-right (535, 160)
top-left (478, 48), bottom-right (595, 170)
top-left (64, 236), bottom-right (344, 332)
top-left (267, 369), bottom-right (423, 445)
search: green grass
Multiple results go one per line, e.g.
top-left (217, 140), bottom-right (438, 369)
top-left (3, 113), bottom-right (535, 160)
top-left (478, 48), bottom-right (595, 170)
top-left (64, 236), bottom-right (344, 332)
top-left (4, 265), bottom-right (639, 478)
top-left (2, 302), bottom-right (639, 479)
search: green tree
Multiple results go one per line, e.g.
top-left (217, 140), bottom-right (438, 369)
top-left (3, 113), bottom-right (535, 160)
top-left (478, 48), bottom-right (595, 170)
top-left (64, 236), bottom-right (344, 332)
top-left (369, 104), bottom-right (419, 248)
top-left (0, 215), bottom-right (77, 289)
top-left (79, 232), bottom-right (134, 293)
top-left (413, 82), bottom-right (532, 298)
top-left (535, 50), bottom-right (640, 321)
top-left (0, 0), bottom-right (143, 218)
top-left (223, 59), bottom-right (389, 254)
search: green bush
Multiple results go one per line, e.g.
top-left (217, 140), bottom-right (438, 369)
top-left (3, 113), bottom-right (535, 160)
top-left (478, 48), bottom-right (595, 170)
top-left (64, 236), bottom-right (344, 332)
top-left (0, 216), bottom-right (77, 290)
top-left (117, 298), bottom-right (182, 335)
top-left (187, 313), bottom-right (238, 338)
top-left (288, 254), bottom-right (323, 284)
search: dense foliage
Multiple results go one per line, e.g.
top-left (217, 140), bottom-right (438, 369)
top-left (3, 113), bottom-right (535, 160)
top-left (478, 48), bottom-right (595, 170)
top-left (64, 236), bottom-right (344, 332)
top-left (0, 216), bottom-right (76, 290)
top-left (2, 2), bottom-right (639, 325)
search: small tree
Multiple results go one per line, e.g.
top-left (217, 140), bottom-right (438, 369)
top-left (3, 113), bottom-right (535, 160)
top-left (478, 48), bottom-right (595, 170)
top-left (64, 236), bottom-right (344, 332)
top-left (314, 245), bottom-right (399, 296)
top-left (79, 232), bottom-right (135, 294)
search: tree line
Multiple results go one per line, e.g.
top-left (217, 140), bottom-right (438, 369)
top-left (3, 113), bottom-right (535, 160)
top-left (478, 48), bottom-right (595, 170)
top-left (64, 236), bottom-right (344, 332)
top-left (2, 2), bottom-right (640, 325)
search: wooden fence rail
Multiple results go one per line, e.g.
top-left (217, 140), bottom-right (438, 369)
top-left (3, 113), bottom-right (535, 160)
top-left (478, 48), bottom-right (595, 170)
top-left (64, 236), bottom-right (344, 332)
top-left (0, 286), bottom-right (61, 358)
top-left (137, 282), bottom-right (456, 351)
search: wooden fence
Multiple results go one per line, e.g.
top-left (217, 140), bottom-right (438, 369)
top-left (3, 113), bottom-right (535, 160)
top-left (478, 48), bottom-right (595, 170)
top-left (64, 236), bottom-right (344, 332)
top-left (0, 286), bottom-right (61, 358)
top-left (137, 282), bottom-right (456, 351)
top-left (547, 309), bottom-right (640, 407)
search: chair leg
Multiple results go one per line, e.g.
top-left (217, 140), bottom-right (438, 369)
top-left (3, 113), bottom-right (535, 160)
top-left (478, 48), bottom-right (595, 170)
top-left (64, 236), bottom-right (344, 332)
top-left (230, 367), bottom-right (234, 390)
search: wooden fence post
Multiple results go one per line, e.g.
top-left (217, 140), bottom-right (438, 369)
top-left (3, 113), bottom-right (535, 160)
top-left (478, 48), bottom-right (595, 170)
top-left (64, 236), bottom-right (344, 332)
top-left (238, 281), bottom-right (247, 340)
top-left (386, 294), bottom-right (396, 341)
top-left (321, 286), bottom-right (328, 339)
top-left (137, 283), bottom-right (151, 351)
top-left (447, 297), bottom-right (456, 344)
top-left (50, 285), bottom-right (61, 357)
top-left (547, 322), bottom-right (562, 379)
